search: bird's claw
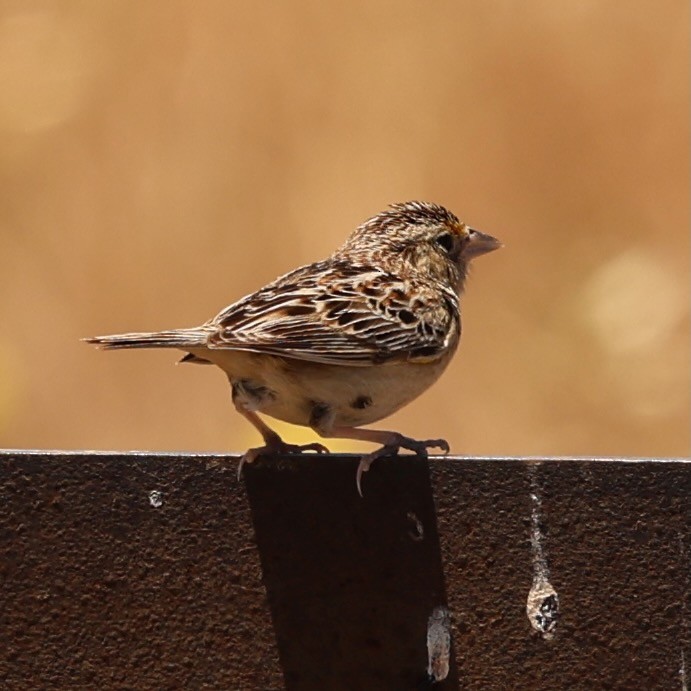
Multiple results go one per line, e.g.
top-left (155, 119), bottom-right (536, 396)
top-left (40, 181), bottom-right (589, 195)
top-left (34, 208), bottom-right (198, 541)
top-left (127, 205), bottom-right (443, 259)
top-left (356, 436), bottom-right (450, 497)
top-left (237, 440), bottom-right (330, 479)
top-left (424, 438), bottom-right (450, 455)
top-left (355, 455), bottom-right (374, 498)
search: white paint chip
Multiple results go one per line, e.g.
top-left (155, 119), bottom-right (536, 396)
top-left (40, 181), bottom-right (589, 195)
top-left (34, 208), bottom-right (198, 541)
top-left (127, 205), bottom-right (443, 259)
top-left (148, 490), bottom-right (163, 508)
top-left (426, 606), bottom-right (451, 682)
top-left (526, 465), bottom-right (559, 639)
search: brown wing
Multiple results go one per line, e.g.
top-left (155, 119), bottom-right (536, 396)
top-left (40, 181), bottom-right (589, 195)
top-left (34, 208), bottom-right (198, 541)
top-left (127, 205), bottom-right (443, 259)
top-left (206, 260), bottom-right (460, 366)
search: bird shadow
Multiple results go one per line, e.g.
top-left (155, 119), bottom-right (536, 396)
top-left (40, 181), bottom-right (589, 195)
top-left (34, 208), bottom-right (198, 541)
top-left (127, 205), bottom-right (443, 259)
top-left (243, 453), bottom-right (459, 690)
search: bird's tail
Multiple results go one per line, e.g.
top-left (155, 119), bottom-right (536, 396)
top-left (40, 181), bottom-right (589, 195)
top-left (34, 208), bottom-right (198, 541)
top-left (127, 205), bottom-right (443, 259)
top-left (84, 328), bottom-right (208, 350)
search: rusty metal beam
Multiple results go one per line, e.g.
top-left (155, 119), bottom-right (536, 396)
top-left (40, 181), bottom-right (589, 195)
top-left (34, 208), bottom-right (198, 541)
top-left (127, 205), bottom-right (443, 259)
top-left (1, 452), bottom-right (689, 689)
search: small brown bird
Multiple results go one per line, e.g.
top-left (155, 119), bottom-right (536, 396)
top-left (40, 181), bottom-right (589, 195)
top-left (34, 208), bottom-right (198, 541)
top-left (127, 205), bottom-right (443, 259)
top-left (86, 201), bottom-right (501, 495)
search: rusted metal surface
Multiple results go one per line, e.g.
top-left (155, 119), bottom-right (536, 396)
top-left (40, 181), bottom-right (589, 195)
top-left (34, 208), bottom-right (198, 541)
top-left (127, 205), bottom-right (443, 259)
top-left (1, 451), bottom-right (689, 690)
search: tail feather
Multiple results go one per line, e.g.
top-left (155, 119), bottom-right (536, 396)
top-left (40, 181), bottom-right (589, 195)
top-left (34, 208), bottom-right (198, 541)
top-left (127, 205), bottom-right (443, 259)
top-left (84, 328), bottom-right (207, 350)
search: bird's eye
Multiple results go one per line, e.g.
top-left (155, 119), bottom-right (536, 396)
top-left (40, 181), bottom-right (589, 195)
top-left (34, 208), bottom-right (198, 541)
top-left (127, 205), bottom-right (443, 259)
top-left (435, 232), bottom-right (455, 253)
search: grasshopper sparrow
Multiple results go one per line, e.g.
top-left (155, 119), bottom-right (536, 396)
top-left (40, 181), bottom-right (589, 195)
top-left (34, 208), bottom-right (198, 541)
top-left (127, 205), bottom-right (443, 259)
top-left (86, 201), bottom-right (501, 495)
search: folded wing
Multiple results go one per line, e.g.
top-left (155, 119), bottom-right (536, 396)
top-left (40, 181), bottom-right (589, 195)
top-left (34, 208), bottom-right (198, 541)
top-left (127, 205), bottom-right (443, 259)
top-left (207, 260), bottom-right (460, 366)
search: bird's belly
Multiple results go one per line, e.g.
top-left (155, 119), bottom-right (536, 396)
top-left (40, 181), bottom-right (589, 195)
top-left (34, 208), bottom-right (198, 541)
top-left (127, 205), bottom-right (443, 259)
top-left (197, 348), bottom-right (454, 428)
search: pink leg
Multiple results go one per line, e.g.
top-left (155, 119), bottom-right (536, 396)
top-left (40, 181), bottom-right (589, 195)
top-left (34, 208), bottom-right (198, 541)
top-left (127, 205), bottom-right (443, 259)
top-left (321, 426), bottom-right (450, 497)
top-left (236, 407), bottom-right (329, 480)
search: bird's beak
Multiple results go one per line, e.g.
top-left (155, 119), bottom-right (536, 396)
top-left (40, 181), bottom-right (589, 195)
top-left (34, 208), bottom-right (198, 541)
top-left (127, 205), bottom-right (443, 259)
top-left (463, 228), bottom-right (503, 258)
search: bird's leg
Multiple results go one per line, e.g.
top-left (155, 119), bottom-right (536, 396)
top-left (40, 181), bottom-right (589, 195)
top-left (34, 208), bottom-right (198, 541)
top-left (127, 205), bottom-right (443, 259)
top-left (235, 407), bottom-right (329, 479)
top-left (318, 426), bottom-right (450, 497)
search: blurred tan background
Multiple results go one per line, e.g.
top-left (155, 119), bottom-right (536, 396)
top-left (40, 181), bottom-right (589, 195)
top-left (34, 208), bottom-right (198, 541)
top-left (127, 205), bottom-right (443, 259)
top-left (0, 1), bottom-right (688, 458)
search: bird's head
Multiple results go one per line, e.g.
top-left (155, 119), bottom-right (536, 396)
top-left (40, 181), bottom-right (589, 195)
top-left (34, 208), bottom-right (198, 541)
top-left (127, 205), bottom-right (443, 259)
top-left (338, 201), bottom-right (502, 290)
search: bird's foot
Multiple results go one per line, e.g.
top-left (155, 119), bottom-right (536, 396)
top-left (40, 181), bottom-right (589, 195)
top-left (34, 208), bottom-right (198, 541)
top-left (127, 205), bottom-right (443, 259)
top-left (237, 438), bottom-right (329, 479)
top-left (356, 434), bottom-right (450, 497)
